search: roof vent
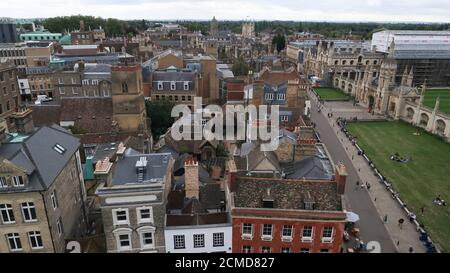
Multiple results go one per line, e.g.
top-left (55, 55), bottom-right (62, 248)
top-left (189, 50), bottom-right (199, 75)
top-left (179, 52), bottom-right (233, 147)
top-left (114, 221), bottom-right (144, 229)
top-left (262, 188), bottom-right (274, 208)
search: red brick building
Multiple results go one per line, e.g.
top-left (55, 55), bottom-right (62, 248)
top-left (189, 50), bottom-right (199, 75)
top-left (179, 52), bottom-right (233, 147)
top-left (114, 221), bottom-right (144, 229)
top-left (229, 164), bottom-right (348, 253)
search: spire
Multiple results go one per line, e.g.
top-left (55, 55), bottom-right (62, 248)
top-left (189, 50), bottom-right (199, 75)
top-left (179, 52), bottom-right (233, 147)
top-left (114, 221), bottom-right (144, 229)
top-left (401, 65), bottom-right (408, 86)
top-left (406, 66), bottom-right (414, 87)
top-left (434, 96), bottom-right (440, 112)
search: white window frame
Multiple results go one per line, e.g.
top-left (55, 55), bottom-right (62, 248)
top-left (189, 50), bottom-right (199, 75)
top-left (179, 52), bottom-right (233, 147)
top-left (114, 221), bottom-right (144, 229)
top-left (58, 86), bottom-right (64, 94)
top-left (282, 225), bottom-right (293, 242)
top-left (0, 204), bottom-right (15, 224)
top-left (28, 231), bottom-right (44, 250)
top-left (261, 246), bottom-right (271, 253)
top-left (50, 191), bottom-right (58, 210)
top-left (71, 78), bottom-right (76, 84)
top-left (261, 224), bottom-right (273, 241)
top-left (103, 89), bottom-right (109, 97)
top-left (170, 81), bottom-right (176, 91)
top-left (21, 202), bottom-right (37, 222)
top-left (242, 245), bottom-right (252, 253)
top-left (113, 228), bottom-right (132, 252)
top-left (277, 93), bottom-right (285, 100)
top-left (183, 81), bottom-right (189, 91)
top-left (281, 115), bottom-right (289, 122)
top-left (92, 80), bottom-right (99, 86)
top-left (302, 226), bottom-right (314, 242)
top-left (173, 235), bottom-right (185, 249)
top-left (58, 78), bottom-right (63, 84)
top-left (6, 233), bottom-right (22, 252)
top-left (242, 223), bottom-right (253, 240)
top-left (138, 227), bottom-right (155, 250)
top-left (112, 208), bottom-right (130, 226)
top-left (0, 177), bottom-right (7, 188)
top-left (322, 227), bottom-right (334, 243)
top-left (136, 207), bottom-right (153, 224)
top-left (265, 93), bottom-right (274, 100)
top-left (12, 176), bottom-right (25, 187)
top-left (157, 81), bottom-right (163, 90)
top-left (281, 247), bottom-right (291, 253)
top-left (193, 234), bottom-right (205, 248)
top-left (82, 79), bottom-right (89, 86)
top-left (72, 87), bottom-right (78, 95)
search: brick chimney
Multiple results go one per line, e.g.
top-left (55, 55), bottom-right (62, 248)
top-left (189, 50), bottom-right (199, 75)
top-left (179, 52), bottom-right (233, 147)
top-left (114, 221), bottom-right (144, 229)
top-left (184, 155), bottom-right (199, 200)
top-left (94, 157), bottom-right (114, 187)
top-left (335, 162), bottom-right (347, 195)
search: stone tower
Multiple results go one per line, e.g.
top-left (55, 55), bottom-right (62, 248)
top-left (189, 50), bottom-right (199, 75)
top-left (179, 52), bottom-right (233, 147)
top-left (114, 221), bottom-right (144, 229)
top-left (242, 21), bottom-right (255, 38)
top-left (210, 16), bottom-right (219, 37)
top-left (111, 64), bottom-right (148, 133)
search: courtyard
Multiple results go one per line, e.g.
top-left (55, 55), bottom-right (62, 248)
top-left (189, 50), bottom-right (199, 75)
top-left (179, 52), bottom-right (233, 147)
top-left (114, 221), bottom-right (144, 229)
top-left (314, 87), bottom-right (351, 101)
top-left (347, 121), bottom-right (450, 252)
top-left (424, 89), bottom-right (450, 115)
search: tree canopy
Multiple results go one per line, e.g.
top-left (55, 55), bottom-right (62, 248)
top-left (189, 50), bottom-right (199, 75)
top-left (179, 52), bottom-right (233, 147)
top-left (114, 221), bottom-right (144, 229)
top-left (232, 57), bottom-right (250, 76)
top-left (145, 100), bottom-right (176, 140)
top-left (272, 34), bottom-right (286, 53)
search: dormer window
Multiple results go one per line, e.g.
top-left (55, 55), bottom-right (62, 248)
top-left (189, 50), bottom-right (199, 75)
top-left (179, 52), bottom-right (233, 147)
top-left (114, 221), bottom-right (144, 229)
top-left (265, 93), bottom-right (274, 101)
top-left (304, 201), bottom-right (315, 210)
top-left (183, 81), bottom-right (189, 91)
top-left (170, 81), bottom-right (176, 91)
top-left (0, 177), bottom-right (7, 188)
top-left (12, 176), bottom-right (25, 187)
top-left (277, 93), bottom-right (285, 100)
top-left (157, 81), bottom-right (163, 90)
top-left (262, 198), bottom-right (274, 208)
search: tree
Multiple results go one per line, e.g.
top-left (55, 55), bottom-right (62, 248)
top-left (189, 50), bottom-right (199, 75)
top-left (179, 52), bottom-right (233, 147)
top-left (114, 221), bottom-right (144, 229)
top-left (272, 34), bottom-right (286, 53)
top-left (232, 58), bottom-right (250, 76)
top-left (145, 100), bottom-right (176, 140)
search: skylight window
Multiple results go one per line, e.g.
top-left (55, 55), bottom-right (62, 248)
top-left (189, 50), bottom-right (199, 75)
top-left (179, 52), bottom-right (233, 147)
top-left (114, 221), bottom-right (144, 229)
top-left (53, 144), bottom-right (66, 155)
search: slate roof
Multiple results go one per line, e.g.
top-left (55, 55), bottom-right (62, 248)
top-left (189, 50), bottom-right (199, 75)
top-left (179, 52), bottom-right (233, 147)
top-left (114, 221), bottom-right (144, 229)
top-left (152, 70), bottom-right (195, 91)
top-left (232, 177), bottom-right (341, 211)
top-left (282, 155), bottom-right (334, 180)
top-left (0, 125), bottom-right (80, 191)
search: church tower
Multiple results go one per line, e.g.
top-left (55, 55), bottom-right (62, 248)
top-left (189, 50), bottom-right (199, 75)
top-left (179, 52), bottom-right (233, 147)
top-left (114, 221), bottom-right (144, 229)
top-left (111, 64), bottom-right (148, 134)
top-left (210, 16), bottom-right (219, 37)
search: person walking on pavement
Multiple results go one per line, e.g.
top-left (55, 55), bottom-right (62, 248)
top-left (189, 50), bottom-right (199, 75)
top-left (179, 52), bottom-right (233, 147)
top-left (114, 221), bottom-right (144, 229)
top-left (383, 214), bottom-right (388, 223)
top-left (355, 181), bottom-right (360, 190)
top-left (398, 218), bottom-right (404, 229)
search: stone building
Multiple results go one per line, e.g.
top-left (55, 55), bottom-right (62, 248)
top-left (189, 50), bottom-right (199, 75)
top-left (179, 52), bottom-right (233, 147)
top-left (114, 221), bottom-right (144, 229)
top-left (111, 64), bottom-right (149, 133)
top-left (150, 66), bottom-right (197, 107)
top-left (95, 147), bottom-right (173, 253)
top-left (0, 59), bottom-right (20, 130)
top-left (242, 21), bottom-right (255, 39)
top-left (0, 122), bottom-right (88, 253)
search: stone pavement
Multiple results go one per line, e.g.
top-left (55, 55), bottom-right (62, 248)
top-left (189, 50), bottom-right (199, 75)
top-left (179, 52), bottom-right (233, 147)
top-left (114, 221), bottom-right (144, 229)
top-left (311, 94), bottom-right (427, 253)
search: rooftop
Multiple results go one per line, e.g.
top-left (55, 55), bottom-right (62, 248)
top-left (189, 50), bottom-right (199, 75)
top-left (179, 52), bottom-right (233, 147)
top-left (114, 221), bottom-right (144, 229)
top-left (112, 148), bottom-right (171, 185)
top-left (232, 176), bottom-right (342, 211)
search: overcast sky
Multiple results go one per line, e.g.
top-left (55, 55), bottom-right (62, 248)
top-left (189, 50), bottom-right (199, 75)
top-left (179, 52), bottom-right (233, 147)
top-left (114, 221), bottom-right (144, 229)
top-left (2, 0), bottom-right (450, 23)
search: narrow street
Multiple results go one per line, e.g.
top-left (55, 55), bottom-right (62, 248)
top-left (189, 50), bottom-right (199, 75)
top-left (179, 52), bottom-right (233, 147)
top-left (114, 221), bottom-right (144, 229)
top-left (309, 97), bottom-right (397, 252)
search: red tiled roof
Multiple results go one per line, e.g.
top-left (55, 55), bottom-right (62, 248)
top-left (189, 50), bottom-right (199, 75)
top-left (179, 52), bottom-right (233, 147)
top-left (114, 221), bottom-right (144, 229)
top-left (60, 98), bottom-right (114, 134)
top-left (259, 70), bottom-right (299, 85)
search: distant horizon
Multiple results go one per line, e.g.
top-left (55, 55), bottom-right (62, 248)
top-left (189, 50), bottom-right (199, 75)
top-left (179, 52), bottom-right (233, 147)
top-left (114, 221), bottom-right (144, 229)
top-left (2, 0), bottom-right (450, 23)
top-left (7, 17), bottom-right (450, 25)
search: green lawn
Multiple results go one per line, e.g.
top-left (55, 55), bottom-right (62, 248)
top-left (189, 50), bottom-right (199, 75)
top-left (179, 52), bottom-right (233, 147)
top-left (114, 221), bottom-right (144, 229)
top-left (314, 87), bottom-right (350, 101)
top-left (347, 121), bottom-right (450, 252)
top-left (424, 89), bottom-right (450, 115)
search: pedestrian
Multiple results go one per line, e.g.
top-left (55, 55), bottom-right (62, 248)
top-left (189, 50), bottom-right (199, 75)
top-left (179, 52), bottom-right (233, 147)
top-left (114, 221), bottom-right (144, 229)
top-left (408, 246), bottom-right (414, 253)
top-left (374, 197), bottom-right (377, 202)
top-left (366, 182), bottom-right (371, 191)
top-left (358, 168), bottom-right (361, 172)
top-left (355, 181), bottom-right (360, 190)
top-left (398, 218), bottom-right (404, 229)
top-left (396, 240), bottom-right (400, 246)
top-left (352, 155), bottom-right (354, 160)
top-left (420, 206), bottom-right (425, 216)
top-left (383, 214), bottom-right (388, 223)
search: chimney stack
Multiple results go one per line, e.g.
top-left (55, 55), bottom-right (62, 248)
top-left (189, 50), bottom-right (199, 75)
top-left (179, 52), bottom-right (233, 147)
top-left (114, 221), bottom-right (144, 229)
top-left (335, 162), bottom-right (348, 195)
top-left (94, 157), bottom-right (114, 187)
top-left (12, 107), bottom-right (34, 134)
top-left (184, 155), bottom-right (199, 200)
